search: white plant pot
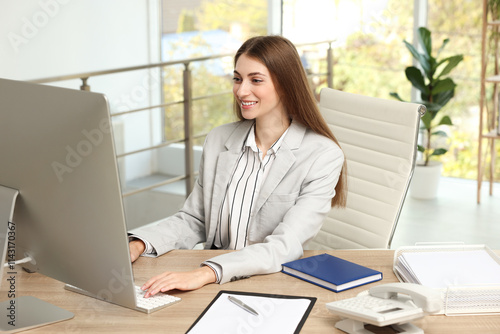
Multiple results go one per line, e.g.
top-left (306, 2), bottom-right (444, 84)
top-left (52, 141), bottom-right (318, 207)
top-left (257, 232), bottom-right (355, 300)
top-left (409, 161), bottom-right (442, 200)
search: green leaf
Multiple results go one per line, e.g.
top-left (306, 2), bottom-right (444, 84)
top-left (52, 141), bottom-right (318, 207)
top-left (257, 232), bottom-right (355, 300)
top-left (421, 110), bottom-right (433, 129)
top-left (432, 78), bottom-right (457, 95)
top-left (437, 38), bottom-right (450, 57)
top-left (417, 144), bottom-right (425, 153)
top-left (418, 27), bottom-right (432, 59)
top-left (428, 56), bottom-right (438, 77)
top-left (422, 101), bottom-right (444, 113)
top-left (403, 41), bottom-right (422, 62)
top-left (432, 130), bottom-right (448, 137)
top-left (436, 55), bottom-right (463, 79)
top-left (389, 92), bottom-right (405, 102)
top-left (438, 115), bottom-right (453, 126)
top-left (432, 90), bottom-right (455, 109)
top-left (431, 148), bottom-right (448, 156)
top-left (405, 67), bottom-right (429, 94)
top-left (403, 40), bottom-right (431, 76)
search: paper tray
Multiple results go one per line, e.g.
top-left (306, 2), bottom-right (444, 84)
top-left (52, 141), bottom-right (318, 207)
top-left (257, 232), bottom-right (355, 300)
top-left (393, 243), bottom-right (500, 315)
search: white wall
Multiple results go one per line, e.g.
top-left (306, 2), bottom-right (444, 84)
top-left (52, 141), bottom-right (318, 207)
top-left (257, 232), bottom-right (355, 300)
top-left (0, 0), bottom-right (163, 182)
top-left (0, 0), bottom-right (159, 80)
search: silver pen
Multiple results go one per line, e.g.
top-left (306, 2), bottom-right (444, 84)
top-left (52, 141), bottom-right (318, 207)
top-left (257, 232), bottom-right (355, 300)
top-left (228, 295), bottom-right (259, 316)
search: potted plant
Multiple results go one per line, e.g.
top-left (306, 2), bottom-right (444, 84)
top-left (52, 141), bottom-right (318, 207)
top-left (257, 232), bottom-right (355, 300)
top-left (390, 27), bottom-right (463, 199)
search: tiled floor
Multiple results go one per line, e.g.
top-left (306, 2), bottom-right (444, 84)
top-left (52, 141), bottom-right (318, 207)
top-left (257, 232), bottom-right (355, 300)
top-left (390, 177), bottom-right (500, 250)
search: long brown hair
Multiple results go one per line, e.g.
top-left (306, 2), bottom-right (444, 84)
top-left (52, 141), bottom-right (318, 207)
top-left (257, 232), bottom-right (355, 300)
top-left (234, 35), bottom-right (347, 208)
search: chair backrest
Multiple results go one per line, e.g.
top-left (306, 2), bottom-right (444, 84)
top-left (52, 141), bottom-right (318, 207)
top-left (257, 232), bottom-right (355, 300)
top-left (307, 88), bottom-right (424, 250)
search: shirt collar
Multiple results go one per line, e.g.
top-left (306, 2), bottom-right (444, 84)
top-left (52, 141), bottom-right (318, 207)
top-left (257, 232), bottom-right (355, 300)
top-left (244, 124), bottom-right (290, 155)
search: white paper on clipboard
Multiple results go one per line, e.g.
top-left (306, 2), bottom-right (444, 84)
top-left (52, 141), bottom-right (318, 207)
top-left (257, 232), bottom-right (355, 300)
top-left (186, 291), bottom-right (316, 334)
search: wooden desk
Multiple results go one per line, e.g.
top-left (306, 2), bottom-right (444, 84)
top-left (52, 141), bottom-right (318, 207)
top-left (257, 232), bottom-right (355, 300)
top-left (3, 250), bottom-right (500, 333)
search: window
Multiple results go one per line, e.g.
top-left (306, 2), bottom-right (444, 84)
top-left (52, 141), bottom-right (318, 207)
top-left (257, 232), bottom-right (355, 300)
top-left (161, 0), bottom-right (268, 143)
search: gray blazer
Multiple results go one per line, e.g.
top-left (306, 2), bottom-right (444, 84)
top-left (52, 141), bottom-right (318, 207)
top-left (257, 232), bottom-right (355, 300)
top-left (132, 120), bottom-right (344, 284)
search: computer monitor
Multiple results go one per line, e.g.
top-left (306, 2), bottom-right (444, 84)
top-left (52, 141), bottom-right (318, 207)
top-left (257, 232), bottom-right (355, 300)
top-left (0, 78), bottom-right (145, 330)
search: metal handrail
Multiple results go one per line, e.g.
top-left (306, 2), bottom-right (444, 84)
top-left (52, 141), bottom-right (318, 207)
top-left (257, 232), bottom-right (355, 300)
top-left (28, 40), bottom-right (334, 85)
top-left (29, 40), bottom-right (335, 199)
top-left (28, 53), bottom-right (234, 86)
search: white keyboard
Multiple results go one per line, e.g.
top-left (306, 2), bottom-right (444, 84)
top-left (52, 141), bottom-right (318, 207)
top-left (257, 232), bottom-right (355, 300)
top-left (134, 285), bottom-right (181, 313)
top-left (65, 283), bottom-right (181, 313)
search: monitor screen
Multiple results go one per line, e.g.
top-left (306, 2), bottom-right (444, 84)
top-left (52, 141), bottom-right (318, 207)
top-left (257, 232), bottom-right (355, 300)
top-left (0, 78), bottom-right (136, 309)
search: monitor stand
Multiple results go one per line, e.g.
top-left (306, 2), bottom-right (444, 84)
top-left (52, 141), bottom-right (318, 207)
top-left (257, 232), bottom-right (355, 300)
top-left (0, 185), bottom-right (74, 333)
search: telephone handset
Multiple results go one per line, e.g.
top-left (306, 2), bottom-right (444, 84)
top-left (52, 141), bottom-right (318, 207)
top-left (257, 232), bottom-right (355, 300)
top-left (326, 282), bottom-right (443, 334)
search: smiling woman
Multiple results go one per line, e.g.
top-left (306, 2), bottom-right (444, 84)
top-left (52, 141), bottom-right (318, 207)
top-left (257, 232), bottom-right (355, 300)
top-left (128, 35), bottom-right (347, 297)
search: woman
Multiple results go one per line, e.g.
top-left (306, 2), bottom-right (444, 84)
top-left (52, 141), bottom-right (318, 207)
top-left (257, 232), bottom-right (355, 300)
top-left (129, 35), bottom-right (347, 297)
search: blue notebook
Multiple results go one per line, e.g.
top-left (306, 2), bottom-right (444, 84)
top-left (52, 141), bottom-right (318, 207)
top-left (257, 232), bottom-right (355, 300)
top-left (282, 253), bottom-right (382, 292)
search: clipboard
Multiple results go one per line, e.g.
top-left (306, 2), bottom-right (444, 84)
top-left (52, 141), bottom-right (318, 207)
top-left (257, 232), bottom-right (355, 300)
top-left (186, 290), bottom-right (316, 334)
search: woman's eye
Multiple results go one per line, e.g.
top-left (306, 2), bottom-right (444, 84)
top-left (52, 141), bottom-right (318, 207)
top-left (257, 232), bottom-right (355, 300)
top-left (252, 79), bottom-right (263, 83)
top-left (232, 77), bottom-right (241, 83)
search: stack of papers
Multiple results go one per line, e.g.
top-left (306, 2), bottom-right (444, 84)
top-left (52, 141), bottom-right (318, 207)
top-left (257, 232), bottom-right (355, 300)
top-left (394, 249), bottom-right (500, 289)
top-left (394, 246), bottom-right (500, 315)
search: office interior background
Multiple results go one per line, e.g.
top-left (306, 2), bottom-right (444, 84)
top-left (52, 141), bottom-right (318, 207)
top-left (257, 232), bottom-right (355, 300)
top-left (1, 0), bottom-right (499, 249)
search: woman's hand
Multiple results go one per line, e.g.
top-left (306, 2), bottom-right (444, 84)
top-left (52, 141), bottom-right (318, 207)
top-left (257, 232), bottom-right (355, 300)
top-left (129, 239), bottom-right (146, 263)
top-left (141, 266), bottom-right (217, 297)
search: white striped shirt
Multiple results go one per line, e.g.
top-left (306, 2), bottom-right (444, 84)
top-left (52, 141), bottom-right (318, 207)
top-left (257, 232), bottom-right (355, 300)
top-left (213, 124), bottom-right (288, 250)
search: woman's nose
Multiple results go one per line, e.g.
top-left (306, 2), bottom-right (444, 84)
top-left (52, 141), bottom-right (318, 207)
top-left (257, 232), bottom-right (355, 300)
top-left (237, 80), bottom-right (250, 97)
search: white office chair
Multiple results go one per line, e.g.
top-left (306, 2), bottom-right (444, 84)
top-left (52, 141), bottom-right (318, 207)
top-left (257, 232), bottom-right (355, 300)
top-left (307, 88), bottom-right (425, 250)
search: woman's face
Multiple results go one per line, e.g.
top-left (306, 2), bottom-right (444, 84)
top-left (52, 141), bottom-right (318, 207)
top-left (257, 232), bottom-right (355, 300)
top-left (233, 54), bottom-right (286, 124)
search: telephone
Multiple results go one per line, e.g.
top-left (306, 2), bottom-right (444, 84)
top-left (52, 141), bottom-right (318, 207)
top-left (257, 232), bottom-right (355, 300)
top-left (326, 282), bottom-right (442, 334)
